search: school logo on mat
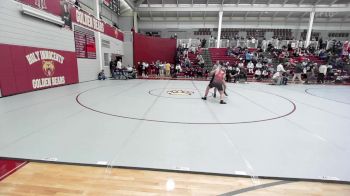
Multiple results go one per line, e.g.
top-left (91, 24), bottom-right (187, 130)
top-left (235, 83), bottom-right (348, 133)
top-left (167, 90), bottom-right (194, 96)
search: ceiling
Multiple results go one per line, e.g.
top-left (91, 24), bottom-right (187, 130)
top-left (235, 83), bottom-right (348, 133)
top-left (118, 0), bottom-right (350, 23)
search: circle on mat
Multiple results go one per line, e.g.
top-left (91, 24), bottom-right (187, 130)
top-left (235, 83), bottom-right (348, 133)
top-left (167, 90), bottom-right (195, 96)
top-left (305, 88), bottom-right (350, 105)
top-left (76, 85), bottom-right (296, 125)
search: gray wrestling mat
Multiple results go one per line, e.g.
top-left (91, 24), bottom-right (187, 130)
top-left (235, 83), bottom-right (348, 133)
top-left (0, 79), bottom-right (349, 182)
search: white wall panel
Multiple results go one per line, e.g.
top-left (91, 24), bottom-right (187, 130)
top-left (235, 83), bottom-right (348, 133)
top-left (0, 0), bottom-right (75, 51)
top-left (100, 33), bottom-right (124, 76)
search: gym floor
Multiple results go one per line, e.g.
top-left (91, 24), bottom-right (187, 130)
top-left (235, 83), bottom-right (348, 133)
top-left (0, 79), bottom-right (349, 183)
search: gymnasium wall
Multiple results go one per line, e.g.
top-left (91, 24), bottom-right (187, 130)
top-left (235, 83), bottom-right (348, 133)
top-left (70, 4), bottom-right (124, 81)
top-left (122, 32), bottom-right (134, 69)
top-left (118, 16), bottom-right (133, 31)
top-left (0, 0), bottom-right (78, 96)
top-left (0, 0), bottom-right (124, 96)
top-left (0, 1), bottom-right (75, 52)
top-left (100, 33), bottom-right (124, 77)
top-left (133, 33), bottom-right (177, 65)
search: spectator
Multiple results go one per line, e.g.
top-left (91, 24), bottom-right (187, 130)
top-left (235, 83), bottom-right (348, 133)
top-left (262, 69), bottom-right (269, 80)
top-left (165, 62), bottom-right (171, 76)
top-left (126, 65), bottom-right (136, 79)
top-left (137, 62), bottom-right (142, 76)
top-left (74, 0), bottom-right (80, 8)
top-left (197, 54), bottom-right (205, 68)
top-left (159, 62), bottom-right (165, 76)
top-left (185, 57), bottom-right (191, 67)
top-left (109, 58), bottom-right (116, 78)
top-left (142, 62), bottom-right (149, 77)
top-left (292, 62), bottom-right (304, 83)
top-left (98, 70), bottom-right (106, 80)
top-left (272, 72), bottom-right (280, 84)
top-left (116, 59), bottom-right (122, 70)
top-left (272, 71), bottom-right (287, 85)
top-left (245, 51), bottom-right (252, 62)
top-left (247, 61), bottom-right (254, 74)
top-left (254, 69), bottom-right (262, 80)
top-left (305, 63), bottom-right (316, 84)
top-left (277, 63), bottom-right (286, 73)
top-left (256, 61), bottom-right (263, 69)
top-left (262, 38), bottom-right (268, 52)
top-left (183, 49), bottom-right (188, 58)
top-left (318, 64), bottom-right (328, 84)
top-left (201, 38), bottom-right (207, 48)
top-left (238, 60), bottom-right (244, 68)
top-left (175, 64), bottom-right (182, 74)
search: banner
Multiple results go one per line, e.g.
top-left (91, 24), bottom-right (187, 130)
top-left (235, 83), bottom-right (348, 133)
top-left (71, 8), bottom-right (124, 41)
top-left (74, 25), bottom-right (96, 59)
top-left (18, 0), bottom-right (124, 41)
top-left (0, 44), bottom-right (79, 96)
top-left (18, 0), bottom-right (62, 16)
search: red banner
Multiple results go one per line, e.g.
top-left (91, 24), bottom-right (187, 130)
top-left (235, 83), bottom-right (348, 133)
top-left (0, 44), bottom-right (79, 96)
top-left (18, 0), bottom-right (124, 41)
top-left (18, 0), bottom-right (62, 16)
top-left (71, 8), bottom-right (124, 41)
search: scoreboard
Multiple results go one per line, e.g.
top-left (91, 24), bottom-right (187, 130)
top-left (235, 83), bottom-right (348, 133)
top-left (103, 0), bottom-right (120, 15)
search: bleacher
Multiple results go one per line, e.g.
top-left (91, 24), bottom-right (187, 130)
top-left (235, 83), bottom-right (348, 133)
top-left (212, 28), bottom-right (293, 39)
top-left (208, 48), bottom-right (238, 65)
top-left (194, 28), bottom-right (211, 36)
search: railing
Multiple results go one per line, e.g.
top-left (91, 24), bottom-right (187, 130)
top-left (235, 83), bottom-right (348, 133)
top-left (177, 39), bottom-right (201, 48)
top-left (177, 38), bottom-right (328, 49)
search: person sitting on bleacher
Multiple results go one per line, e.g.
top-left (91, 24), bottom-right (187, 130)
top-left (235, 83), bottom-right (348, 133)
top-left (238, 59), bottom-right (244, 69)
top-left (254, 69), bottom-right (262, 81)
top-left (183, 49), bottom-right (188, 58)
top-left (262, 69), bottom-right (269, 80)
top-left (227, 47), bottom-right (233, 56)
top-left (237, 66), bottom-right (247, 82)
top-left (247, 61), bottom-right (254, 74)
top-left (184, 67), bottom-right (190, 78)
top-left (255, 61), bottom-right (263, 69)
top-left (245, 51), bottom-right (253, 62)
top-left (231, 67), bottom-right (239, 83)
top-left (189, 67), bottom-right (195, 78)
top-left (197, 54), bottom-right (205, 68)
top-left (175, 64), bottom-right (182, 74)
top-left (318, 64), bottom-right (328, 84)
top-left (184, 57), bottom-right (191, 67)
top-left (196, 67), bottom-right (203, 78)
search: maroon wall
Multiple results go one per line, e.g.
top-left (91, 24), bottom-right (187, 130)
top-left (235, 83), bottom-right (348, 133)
top-left (0, 44), bottom-right (79, 96)
top-left (133, 33), bottom-right (176, 65)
